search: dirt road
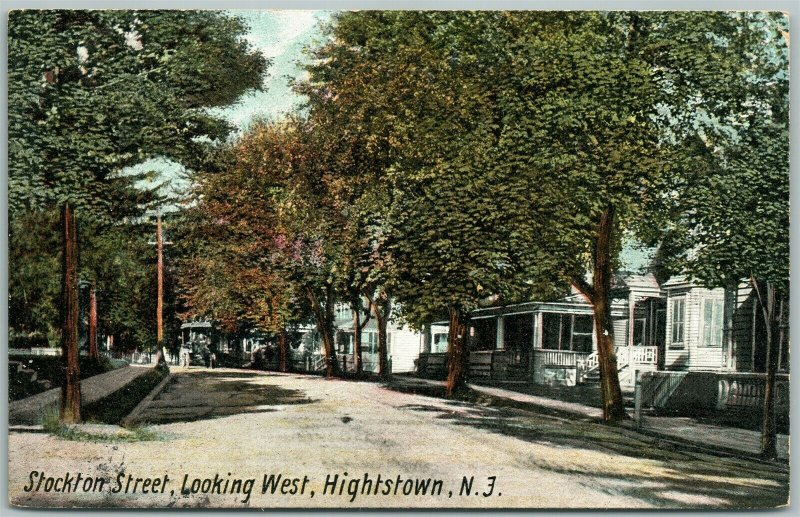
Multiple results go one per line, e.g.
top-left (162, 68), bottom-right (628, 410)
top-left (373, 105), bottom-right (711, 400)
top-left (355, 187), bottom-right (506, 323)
top-left (8, 368), bottom-right (789, 509)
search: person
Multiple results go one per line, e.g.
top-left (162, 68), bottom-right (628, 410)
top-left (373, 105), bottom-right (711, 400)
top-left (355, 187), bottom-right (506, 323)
top-left (181, 344), bottom-right (192, 369)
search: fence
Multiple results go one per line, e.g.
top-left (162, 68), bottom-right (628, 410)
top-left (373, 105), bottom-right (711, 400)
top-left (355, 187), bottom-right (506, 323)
top-left (417, 352), bottom-right (449, 379)
top-left (532, 349), bottom-right (590, 386)
top-left (8, 348), bottom-right (61, 357)
top-left (102, 350), bottom-right (180, 366)
top-left (636, 370), bottom-right (790, 422)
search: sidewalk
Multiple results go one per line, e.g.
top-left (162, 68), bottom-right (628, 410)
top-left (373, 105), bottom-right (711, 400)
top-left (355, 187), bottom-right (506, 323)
top-left (9, 364), bottom-right (154, 426)
top-left (389, 376), bottom-right (789, 462)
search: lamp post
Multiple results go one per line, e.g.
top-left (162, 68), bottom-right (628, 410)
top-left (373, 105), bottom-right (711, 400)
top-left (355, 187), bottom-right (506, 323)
top-left (78, 279), bottom-right (99, 362)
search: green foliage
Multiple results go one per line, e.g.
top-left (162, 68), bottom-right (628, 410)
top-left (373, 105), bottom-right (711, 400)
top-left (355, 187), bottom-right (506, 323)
top-left (175, 121), bottom-right (320, 335)
top-left (9, 210), bottom-right (61, 341)
top-left (8, 10), bottom-right (268, 351)
top-left (301, 11), bottom-right (789, 329)
top-left (8, 10), bottom-right (267, 217)
top-left (635, 12), bottom-right (789, 291)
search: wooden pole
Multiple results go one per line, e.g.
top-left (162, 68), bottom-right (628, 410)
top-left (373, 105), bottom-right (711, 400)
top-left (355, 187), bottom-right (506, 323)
top-left (88, 285), bottom-right (98, 362)
top-left (60, 202), bottom-right (81, 423)
top-left (157, 213), bottom-right (163, 346)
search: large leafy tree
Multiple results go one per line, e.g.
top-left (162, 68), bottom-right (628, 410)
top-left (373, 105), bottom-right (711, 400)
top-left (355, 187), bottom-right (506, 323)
top-left (8, 10), bottom-right (266, 422)
top-left (480, 11), bottom-right (676, 420)
top-left (301, 11), bottom-right (788, 416)
top-left (301, 12), bottom-right (567, 395)
top-left (637, 12), bottom-right (789, 457)
top-left (179, 120), bottom-right (343, 376)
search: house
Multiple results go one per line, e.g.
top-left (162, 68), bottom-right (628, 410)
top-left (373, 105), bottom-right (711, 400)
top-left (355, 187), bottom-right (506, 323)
top-left (332, 302), bottom-right (425, 374)
top-left (640, 276), bottom-right (789, 420)
top-left (413, 271), bottom-right (788, 422)
top-left (661, 276), bottom-right (789, 373)
top-left (418, 274), bottom-right (663, 387)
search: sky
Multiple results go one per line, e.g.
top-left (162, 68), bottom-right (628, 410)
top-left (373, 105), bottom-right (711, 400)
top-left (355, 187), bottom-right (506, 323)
top-left (210, 10), bottom-right (331, 130)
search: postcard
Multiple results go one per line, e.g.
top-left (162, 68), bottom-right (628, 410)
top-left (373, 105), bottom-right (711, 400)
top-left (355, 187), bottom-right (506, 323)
top-left (6, 8), bottom-right (790, 509)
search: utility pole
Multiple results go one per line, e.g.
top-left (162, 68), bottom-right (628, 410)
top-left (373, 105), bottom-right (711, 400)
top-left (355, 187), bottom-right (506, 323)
top-left (157, 213), bottom-right (164, 346)
top-left (150, 211), bottom-right (173, 366)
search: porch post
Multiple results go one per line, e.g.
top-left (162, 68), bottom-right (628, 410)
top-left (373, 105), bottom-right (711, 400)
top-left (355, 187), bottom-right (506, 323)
top-left (723, 286), bottom-right (735, 371)
top-left (496, 315), bottom-right (505, 350)
top-left (628, 292), bottom-right (636, 351)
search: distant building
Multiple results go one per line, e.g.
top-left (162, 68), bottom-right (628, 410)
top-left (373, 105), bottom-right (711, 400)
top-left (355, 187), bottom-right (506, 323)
top-left (332, 302), bottom-right (425, 374)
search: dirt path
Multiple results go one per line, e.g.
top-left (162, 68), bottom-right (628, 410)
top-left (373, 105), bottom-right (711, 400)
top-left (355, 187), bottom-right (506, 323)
top-left (8, 369), bottom-right (789, 509)
top-left (9, 365), bottom-right (154, 426)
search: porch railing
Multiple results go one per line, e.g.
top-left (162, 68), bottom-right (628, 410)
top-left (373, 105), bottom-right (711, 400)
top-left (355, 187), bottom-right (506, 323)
top-left (534, 349), bottom-right (589, 368)
top-left (637, 370), bottom-right (790, 417)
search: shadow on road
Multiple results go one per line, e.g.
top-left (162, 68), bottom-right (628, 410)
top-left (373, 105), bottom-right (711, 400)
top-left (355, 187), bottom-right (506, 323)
top-left (390, 384), bottom-right (789, 509)
top-left (130, 370), bottom-right (317, 425)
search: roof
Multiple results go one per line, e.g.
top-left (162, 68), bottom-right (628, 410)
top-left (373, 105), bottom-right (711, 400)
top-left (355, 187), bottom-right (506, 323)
top-left (180, 321), bottom-right (213, 329)
top-left (662, 275), bottom-right (692, 289)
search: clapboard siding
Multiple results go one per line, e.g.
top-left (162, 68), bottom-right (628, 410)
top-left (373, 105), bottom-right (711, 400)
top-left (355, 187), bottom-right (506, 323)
top-left (664, 280), bottom-right (756, 372)
top-left (612, 318), bottom-right (628, 348)
top-left (686, 287), bottom-right (725, 370)
top-left (388, 327), bottom-right (421, 373)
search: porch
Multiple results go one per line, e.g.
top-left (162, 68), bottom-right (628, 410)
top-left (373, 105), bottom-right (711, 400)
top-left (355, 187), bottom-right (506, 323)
top-left (416, 345), bottom-right (659, 387)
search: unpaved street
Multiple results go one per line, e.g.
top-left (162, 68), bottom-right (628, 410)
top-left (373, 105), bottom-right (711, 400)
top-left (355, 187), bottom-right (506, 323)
top-left (8, 368), bottom-right (789, 509)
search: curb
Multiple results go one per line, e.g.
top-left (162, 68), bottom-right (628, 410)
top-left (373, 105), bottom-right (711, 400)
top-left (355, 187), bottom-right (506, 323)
top-left (400, 379), bottom-right (790, 466)
top-left (120, 370), bottom-right (172, 427)
top-left (617, 421), bottom-right (790, 466)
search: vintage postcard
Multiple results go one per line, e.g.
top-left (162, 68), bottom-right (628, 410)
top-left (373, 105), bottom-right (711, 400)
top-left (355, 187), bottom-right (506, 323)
top-left (6, 8), bottom-right (791, 510)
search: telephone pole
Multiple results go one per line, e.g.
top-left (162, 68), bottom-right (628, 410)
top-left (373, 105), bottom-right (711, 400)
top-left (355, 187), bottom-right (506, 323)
top-left (157, 213), bottom-right (164, 346)
top-left (151, 211), bottom-right (173, 365)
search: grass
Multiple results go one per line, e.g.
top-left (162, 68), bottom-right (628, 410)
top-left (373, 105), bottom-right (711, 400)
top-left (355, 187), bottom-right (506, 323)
top-left (39, 366), bottom-right (169, 443)
top-left (82, 366), bottom-right (169, 424)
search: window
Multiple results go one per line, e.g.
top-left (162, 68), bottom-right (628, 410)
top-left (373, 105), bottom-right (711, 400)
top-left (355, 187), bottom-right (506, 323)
top-left (336, 331), bottom-right (353, 354)
top-left (363, 332), bottom-right (378, 354)
top-left (571, 315), bottom-right (594, 353)
top-left (701, 298), bottom-right (724, 347)
top-left (670, 297), bottom-right (686, 346)
top-left (633, 318), bottom-right (647, 346)
top-left (541, 313), bottom-right (563, 350)
top-left (433, 333), bottom-right (448, 353)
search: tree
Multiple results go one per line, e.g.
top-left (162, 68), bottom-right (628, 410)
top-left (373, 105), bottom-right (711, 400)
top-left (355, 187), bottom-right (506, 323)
top-left (301, 12), bottom-right (566, 394)
top-left (179, 120), bottom-right (344, 376)
top-left (637, 12), bottom-right (789, 458)
top-left (9, 10), bottom-right (266, 422)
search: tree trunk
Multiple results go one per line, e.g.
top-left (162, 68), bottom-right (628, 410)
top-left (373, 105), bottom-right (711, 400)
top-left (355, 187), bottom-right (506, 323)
top-left (154, 214), bottom-right (167, 368)
top-left (88, 284), bottom-right (99, 362)
top-left (351, 299), bottom-right (363, 375)
top-left (306, 285), bottom-right (339, 377)
top-left (445, 306), bottom-right (469, 398)
top-left (60, 202), bottom-right (81, 423)
top-left (365, 290), bottom-right (390, 379)
top-left (573, 206), bottom-right (627, 422)
top-left (278, 330), bottom-right (288, 373)
top-left (377, 314), bottom-right (388, 380)
top-left (752, 277), bottom-right (780, 460)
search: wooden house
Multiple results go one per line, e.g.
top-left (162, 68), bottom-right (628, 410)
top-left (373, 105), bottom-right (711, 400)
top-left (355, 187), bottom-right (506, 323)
top-left (640, 276), bottom-right (789, 420)
top-left (661, 276), bottom-right (789, 373)
top-left (332, 302), bottom-right (425, 374)
top-left (419, 274), bottom-right (663, 387)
